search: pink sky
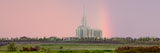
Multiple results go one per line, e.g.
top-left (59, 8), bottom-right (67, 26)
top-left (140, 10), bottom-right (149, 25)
top-left (0, 0), bottom-right (112, 38)
top-left (1, 0), bottom-right (160, 38)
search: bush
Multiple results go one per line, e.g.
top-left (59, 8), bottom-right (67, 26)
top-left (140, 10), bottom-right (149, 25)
top-left (20, 46), bottom-right (40, 52)
top-left (46, 48), bottom-right (52, 53)
top-left (20, 47), bottom-right (29, 52)
top-left (7, 42), bottom-right (17, 51)
top-left (30, 47), bottom-right (39, 51)
top-left (60, 46), bottom-right (63, 49)
top-left (115, 46), bottom-right (160, 53)
top-left (41, 48), bottom-right (47, 52)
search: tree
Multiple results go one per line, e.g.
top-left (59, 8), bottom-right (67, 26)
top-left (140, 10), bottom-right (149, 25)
top-left (14, 37), bottom-right (19, 41)
top-left (43, 37), bottom-right (47, 41)
top-left (7, 42), bottom-right (17, 51)
top-left (39, 38), bottom-right (43, 40)
top-left (104, 38), bottom-right (107, 41)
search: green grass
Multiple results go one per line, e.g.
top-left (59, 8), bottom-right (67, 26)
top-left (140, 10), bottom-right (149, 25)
top-left (40, 44), bottom-right (119, 50)
top-left (40, 44), bottom-right (160, 50)
top-left (0, 44), bottom-right (39, 51)
top-left (0, 51), bottom-right (44, 53)
top-left (0, 43), bottom-right (159, 53)
top-left (0, 50), bottom-right (115, 53)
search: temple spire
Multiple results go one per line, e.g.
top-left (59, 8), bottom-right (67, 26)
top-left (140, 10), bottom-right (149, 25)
top-left (82, 5), bottom-right (87, 26)
top-left (83, 5), bottom-right (85, 17)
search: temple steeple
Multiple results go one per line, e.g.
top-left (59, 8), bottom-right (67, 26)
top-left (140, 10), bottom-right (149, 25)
top-left (82, 5), bottom-right (87, 26)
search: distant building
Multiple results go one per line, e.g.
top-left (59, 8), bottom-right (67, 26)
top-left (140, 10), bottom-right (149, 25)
top-left (76, 6), bottom-right (102, 38)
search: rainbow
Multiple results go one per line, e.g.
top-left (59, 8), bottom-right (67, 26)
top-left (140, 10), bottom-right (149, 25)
top-left (97, 2), bottom-right (113, 38)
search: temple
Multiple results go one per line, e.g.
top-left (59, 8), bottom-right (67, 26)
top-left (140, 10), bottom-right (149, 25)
top-left (76, 5), bottom-right (102, 38)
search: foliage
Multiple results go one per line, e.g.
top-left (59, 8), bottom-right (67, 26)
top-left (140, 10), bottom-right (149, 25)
top-left (115, 46), bottom-right (160, 53)
top-left (46, 50), bottom-right (113, 53)
top-left (46, 48), bottom-right (51, 53)
top-left (20, 46), bottom-right (39, 52)
top-left (7, 42), bottom-right (17, 51)
top-left (0, 50), bottom-right (114, 53)
top-left (60, 46), bottom-right (63, 49)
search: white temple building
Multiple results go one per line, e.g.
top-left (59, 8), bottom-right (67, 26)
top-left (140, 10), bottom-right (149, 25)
top-left (76, 6), bottom-right (102, 38)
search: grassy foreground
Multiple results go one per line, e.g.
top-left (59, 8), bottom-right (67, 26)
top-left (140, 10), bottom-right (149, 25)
top-left (0, 50), bottom-right (115, 53)
top-left (0, 43), bottom-right (159, 53)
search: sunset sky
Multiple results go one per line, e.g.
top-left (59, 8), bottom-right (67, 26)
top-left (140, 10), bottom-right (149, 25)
top-left (0, 0), bottom-right (160, 38)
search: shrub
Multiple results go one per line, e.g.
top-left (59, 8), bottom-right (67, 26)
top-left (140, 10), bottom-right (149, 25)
top-left (20, 47), bottom-right (29, 52)
top-left (7, 42), bottom-right (17, 51)
top-left (60, 46), bottom-right (63, 49)
top-left (115, 46), bottom-right (160, 53)
top-left (30, 47), bottom-right (39, 51)
top-left (20, 46), bottom-right (40, 52)
top-left (46, 48), bottom-right (51, 53)
top-left (41, 48), bottom-right (47, 52)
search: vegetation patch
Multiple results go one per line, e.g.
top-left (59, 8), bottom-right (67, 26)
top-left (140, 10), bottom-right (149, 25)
top-left (115, 46), bottom-right (160, 53)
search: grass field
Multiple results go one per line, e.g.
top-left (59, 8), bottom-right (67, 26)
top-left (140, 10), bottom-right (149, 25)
top-left (0, 50), bottom-right (115, 53)
top-left (40, 44), bottom-right (160, 50)
top-left (0, 43), bottom-right (159, 53)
